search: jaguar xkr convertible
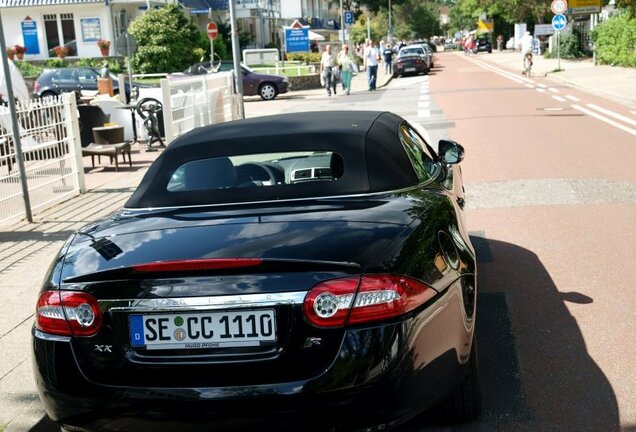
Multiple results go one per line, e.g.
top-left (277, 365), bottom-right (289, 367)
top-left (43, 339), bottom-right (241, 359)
top-left (33, 111), bottom-right (479, 431)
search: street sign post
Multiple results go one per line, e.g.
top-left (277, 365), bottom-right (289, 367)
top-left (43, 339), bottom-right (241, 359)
top-left (552, 13), bottom-right (567, 30)
top-left (116, 32), bottom-right (137, 102)
top-left (552, 14), bottom-right (567, 71)
top-left (551, 0), bottom-right (568, 14)
top-left (207, 22), bottom-right (218, 69)
top-left (344, 11), bottom-right (353, 25)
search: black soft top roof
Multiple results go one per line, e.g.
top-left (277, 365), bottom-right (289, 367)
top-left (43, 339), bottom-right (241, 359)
top-left (125, 111), bottom-right (419, 209)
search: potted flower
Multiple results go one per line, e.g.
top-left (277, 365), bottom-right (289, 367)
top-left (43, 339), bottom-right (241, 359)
top-left (13, 45), bottom-right (27, 60)
top-left (97, 39), bottom-right (111, 57)
top-left (53, 45), bottom-right (70, 59)
top-left (6, 47), bottom-right (15, 60)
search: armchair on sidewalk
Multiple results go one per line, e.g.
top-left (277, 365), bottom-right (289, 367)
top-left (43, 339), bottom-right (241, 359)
top-left (82, 125), bottom-right (132, 172)
top-left (77, 105), bottom-right (110, 148)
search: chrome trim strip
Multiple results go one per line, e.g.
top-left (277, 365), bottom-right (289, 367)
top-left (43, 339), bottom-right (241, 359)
top-left (121, 185), bottom-right (423, 213)
top-left (99, 291), bottom-right (307, 313)
top-left (33, 328), bottom-right (72, 343)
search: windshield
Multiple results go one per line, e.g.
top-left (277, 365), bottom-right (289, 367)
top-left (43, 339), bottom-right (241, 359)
top-left (399, 48), bottom-right (424, 57)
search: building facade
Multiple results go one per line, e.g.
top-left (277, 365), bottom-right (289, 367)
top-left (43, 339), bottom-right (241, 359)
top-left (0, 0), bottom-right (175, 60)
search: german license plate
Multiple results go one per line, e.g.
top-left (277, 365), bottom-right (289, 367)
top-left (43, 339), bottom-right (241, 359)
top-left (129, 310), bottom-right (276, 350)
top-left (405, 67), bottom-right (416, 72)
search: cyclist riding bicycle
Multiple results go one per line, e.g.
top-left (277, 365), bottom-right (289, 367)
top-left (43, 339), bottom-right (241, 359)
top-left (519, 31), bottom-right (534, 76)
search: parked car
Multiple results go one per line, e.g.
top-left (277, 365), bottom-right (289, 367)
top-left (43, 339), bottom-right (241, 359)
top-left (183, 61), bottom-right (289, 101)
top-left (420, 43), bottom-right (436, 68)
top-left (33, 67), bottom-right (135, 99)
top-left (444, 41), bottom-right (458, 51)
top-left (32, 111), bottom-right (479, 432)
top-left (394, 45), bottom-right (430, 77)
top-left (476, 37), bottom-right (493, 53)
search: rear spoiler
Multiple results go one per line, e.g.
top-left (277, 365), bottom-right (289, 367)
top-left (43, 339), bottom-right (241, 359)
top-left (63, 258), bottom-right (361, 283)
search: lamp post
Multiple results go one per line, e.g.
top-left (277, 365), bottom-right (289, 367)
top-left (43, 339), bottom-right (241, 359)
top-left (0, 9), bottom-right (32, 222)
top-left (229, 0), bottom-right (245, 119)
top-left (388, 0), bottom-right (392, 40)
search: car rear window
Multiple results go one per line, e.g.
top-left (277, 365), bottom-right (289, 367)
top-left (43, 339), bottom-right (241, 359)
top-left (166, 151), bottom-right (344, 192)
top-left (400, 48), bottom-right (423, 57)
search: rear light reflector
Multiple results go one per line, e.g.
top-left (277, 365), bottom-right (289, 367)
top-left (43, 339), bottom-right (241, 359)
top-left (34, 82), bottom-right (41, 92)
top-left (36, 290), bottom-right (102, 337)
top-left (132, 258), bottom-right (263, 272)
top-left (304, 275), bottom-right (436, 328)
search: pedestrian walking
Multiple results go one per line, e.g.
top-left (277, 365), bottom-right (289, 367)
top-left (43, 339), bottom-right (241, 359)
top-left (383, 43), bottom-right (393, 75)
top-left (320, 44), bottom-right (337, 96)
top-left (363, 39), bottom-right (380, 91)
top-left (497, 34), bottom-right (504, 51)
top-left (338, 44), bottom-right (354, 95)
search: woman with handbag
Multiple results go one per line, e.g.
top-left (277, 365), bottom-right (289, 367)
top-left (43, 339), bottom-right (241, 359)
top-left (337, 44), bottom-right (354, 95)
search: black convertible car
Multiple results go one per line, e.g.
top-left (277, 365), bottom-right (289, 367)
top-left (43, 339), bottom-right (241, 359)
top-left (33, 111), bottom-right (479, 431)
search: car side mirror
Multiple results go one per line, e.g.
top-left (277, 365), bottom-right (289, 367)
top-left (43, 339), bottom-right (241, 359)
top-left (439, 140), bottom-right (464, 164)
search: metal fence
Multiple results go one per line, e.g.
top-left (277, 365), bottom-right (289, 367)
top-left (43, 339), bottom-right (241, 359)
top-left (0, 93), bottom-right (84, 225)
top-left (160, 72), bottom-right (239, 145)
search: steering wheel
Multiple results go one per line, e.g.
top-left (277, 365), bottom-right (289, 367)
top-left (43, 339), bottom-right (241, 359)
top-left (237, 163), bottom-right (279, 186)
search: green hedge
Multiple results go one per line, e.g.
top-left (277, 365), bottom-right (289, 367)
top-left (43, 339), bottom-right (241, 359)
top-left (286, 52), bottom-right (322, 64)
top-left (592, 13), bottom-right (636, 67)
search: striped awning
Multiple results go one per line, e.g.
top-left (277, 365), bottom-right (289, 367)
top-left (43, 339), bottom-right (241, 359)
top-left (0, 0), bottom-right (102, 7)
top-left (178, 0), bottom-right (227, 11)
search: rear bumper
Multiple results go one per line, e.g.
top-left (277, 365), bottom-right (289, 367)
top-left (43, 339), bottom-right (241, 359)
top-left (34, 287), bottom-right (472, 431)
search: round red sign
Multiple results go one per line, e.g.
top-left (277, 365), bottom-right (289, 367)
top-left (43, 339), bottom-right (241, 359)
top-left (207, 22), bottom-right (218, 41)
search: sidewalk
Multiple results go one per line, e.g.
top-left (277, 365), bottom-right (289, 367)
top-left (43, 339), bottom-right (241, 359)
top-left (473, 50), bottom-right (636, 108)
top-left (0, 144), bottom-right (163, 432)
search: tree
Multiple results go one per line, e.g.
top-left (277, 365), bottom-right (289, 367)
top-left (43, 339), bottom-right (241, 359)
top-left (128, 5), bottom-right (201, 73)
top-left (410, 3), bottom-right (442, 38)
top-left (350, 11), bottom-right (388, 43)
top-left (616, 0), bottom-right (636, 16)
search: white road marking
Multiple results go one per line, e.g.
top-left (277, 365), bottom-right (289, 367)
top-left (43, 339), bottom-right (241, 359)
top-left (545, 107), bottom-right (564, 111)
top-left (552, 95), bottom-right (566, 102)
top-left (548, 87), bottom-right (560, 93)
top-left (469, 58), bottom-right (526, 84)
top-left (537, 88), bottom-right (546, 93)
top-left (632, 110), bottom-right (636, 116)
top-left (418, 101), bottom-right (430, 108)
top-left (537, 83), bottom-right (547, 88)
top-left (586, 104), bottom-right (636, 127)
top-left (565, 95), bottom-right (580, 102)
top-left (573, 104), bottom-right (636, 137)
top-left (419, 94), bottom-right (431, 100)
top-left (418, 110), bottom-right (431, 118)
top-left (525, 84), bottom-right (535, 89)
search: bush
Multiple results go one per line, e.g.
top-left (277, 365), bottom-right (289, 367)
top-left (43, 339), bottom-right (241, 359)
top-left (129, 4), bottom-right (201, 73)
top-left (286, 52), bottom-right (322, 64)
top-left (14, 61), bottom-right (44, 78)
top-left (46, 58), bottom-right (68, 68)
top-left (544, 27), bottom-right (585, 59)
top-left (75, 57), bottom-right (99, 67)
top-left (592, 13), bottom-right (636, 67)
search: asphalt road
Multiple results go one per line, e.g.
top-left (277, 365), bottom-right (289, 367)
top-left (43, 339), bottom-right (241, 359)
top-left (9, 52), bottom-right (636, 431)
top-left (247, 53), bottom-right (636, 431)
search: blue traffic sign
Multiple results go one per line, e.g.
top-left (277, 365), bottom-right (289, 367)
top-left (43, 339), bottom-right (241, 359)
top-left (552, 13), bottom-right (567, 31)
top-left (344, 11), bottom-right (354, 25)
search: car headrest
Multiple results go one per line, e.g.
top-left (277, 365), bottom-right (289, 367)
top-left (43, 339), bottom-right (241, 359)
top-left (183, 157), bottom-right (237, 190)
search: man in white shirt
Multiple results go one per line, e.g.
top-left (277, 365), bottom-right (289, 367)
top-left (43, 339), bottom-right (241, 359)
top-left (320, 45), bottom-right (337, 96)
top-left (363, 39), bottom-right (380, 91)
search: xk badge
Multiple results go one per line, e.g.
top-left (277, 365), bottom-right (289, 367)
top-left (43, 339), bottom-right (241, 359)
top-left (94, 345), bottom-right (113, 353)
top-left (303, 337), bottom-right (322, 348)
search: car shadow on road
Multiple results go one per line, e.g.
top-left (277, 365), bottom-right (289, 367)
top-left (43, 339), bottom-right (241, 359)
top-left (402, 235), bottom-right (619, 431)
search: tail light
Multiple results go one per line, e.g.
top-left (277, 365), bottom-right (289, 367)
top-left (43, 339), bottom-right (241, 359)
top-left (416, 59), bottom-right (423, 64)
top-left (34, 81), bottom-right (41, 93)
top-left (36, 290), bottom-right (102, 337)
top-left (303, 275), bottom-right (436, 328)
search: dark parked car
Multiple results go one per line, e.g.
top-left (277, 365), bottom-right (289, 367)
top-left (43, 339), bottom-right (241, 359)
top-left (33, 67), bottom-right (133, 99)
top-left (394, 45), bottom-right (429, 77)
top-left (476, 37), bottom-right (492, 53)
top-left (33, 111), bottom-right (479, 432)
top-left (183, 61), bottom-right (289, 101)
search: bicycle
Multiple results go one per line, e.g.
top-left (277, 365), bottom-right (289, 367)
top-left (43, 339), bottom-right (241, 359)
top-left (522, 52), bottom-right (533, 77)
